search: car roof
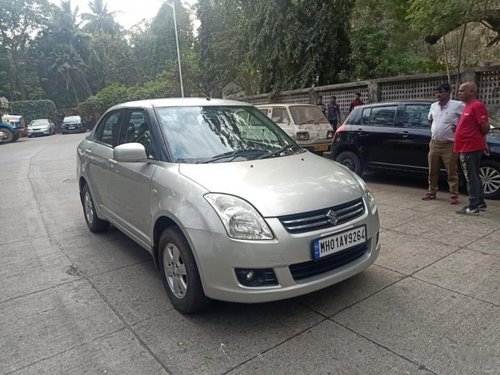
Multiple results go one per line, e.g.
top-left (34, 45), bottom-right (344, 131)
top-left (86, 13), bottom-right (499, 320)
top-left (110, 97), bottom-right (252, 111)
top-left (354, 100), bottom-right (433, 109)
top-left (256, 103), bottom-right (317, 108)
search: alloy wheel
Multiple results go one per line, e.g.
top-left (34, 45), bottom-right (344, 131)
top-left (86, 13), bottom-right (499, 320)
top-left (480, 166), bottom-right (500, 196)
top-left (163, 242), bottom-right (188, 299)
top-left (84, 191), bottom-right (94, 225)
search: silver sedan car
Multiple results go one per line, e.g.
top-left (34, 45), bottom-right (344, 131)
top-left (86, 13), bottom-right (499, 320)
top-left (27, 118), bottom-right (56, 137)
top-left (77, 98), bottom-right (380, 313)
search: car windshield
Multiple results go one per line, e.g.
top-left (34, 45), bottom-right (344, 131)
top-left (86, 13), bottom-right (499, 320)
top-left (289, 105), bottom-right (329, 125)
top-left (64, 116), bottom-right (80, 123)
top-left (30, 120), bottom-right (49, 126)
top-left (155, 106), bottom-right (301, 163)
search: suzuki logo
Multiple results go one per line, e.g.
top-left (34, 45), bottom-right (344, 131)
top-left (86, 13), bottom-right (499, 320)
top-left (326, 210), bottom-right (338, 225)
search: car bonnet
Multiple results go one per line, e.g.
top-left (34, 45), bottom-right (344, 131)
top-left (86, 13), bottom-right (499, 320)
top-left (178, 152), bottom-right (365, 217)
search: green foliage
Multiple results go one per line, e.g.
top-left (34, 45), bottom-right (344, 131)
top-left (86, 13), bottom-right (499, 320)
top-left (82, 66), bottom-right (184, 112)
top-left (196, 0), bottom-right (354, 95)
top-left (0, 0), bottom-right (51, 100)
top-left (2, 0), bottom-right (498, 112)
top-left (10, 99), bottom-right (57, 123)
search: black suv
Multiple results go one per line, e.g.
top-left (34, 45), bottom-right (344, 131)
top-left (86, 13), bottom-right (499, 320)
top-left (331, 101), bottom-right (500, 199)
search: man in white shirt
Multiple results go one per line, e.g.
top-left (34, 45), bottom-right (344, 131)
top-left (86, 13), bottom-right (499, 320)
top-left (422, 83), bottom-right (464, 204)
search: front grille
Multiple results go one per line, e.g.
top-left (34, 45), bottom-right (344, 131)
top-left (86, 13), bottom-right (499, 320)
top-left (289, 243), bottom-right (368, 281)
top-left (278, 198), bottom-right (365, 234)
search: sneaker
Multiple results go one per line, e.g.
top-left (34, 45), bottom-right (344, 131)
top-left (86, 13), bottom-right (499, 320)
top-left (421, 191), bottom-right (436, 200)
top-left (448, 195), bottom-right (459, 205)
top-left (477, 202), bottom-right (487, 211)
top-left (456, 206), bottom-right (479, 215)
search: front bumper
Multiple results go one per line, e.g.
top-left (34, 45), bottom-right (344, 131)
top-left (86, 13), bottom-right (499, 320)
top-left (28, 129), bottom-right (50, 136)
top-left (62, 125), bottom-right (84, 133)
top-left (187, 208), bottom-right (380, 303)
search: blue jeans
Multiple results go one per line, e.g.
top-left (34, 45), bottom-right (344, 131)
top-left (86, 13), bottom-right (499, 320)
top-left (459, 151), bottom-right (484, 209)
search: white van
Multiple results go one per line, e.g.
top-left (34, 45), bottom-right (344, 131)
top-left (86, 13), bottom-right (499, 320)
top-left (257, 103), bottom-right (333, 154)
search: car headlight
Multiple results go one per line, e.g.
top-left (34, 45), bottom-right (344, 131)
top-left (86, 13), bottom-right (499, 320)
top-left (351, 172), bottom-right (377, 215)
top-left (204, 193), bottom-right (273, 240)
top-left (327, 130), bottom-right (333, 139)
top-left (296, 131), bottom-right (310, 141)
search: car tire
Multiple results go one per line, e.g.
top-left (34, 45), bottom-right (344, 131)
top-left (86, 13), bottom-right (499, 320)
top-left (159, 227), bottom-right (210, 314)
top-left (336, 151), bottom-right (363, 176)
top-left (0, 128), bottom-right (14, 144)
top-left (480, 160), bottom-right (500, 199)
top-left (81, 184), bottom-right (109, 232)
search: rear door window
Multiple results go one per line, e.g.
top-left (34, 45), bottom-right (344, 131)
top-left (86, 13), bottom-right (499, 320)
top-left (401, 104), bottom-right (431, 128)
top-left (364, 106), bottom-right (397, 126)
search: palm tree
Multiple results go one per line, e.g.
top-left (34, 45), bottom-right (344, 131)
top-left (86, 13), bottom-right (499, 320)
top-left (33, 0), bottom-right (94, 106)
top-left (82, 0), bottom-right (121, 36)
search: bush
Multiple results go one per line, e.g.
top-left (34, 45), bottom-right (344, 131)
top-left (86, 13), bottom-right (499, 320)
top-left (10, 100), bottom-right (57, 124)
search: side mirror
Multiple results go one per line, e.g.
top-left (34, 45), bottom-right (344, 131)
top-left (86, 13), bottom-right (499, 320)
top-left (113, 143), bottom-right (147, 162)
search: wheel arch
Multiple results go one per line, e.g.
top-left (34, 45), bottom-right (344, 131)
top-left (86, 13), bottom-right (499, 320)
top-left (331, 144), bottom-right (361, 160)
top-left (152, 216), bottom-right (182, 269)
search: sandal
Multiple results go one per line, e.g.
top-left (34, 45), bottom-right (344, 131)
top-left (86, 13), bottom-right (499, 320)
top-left (421, 191), bottom-right (436, 200)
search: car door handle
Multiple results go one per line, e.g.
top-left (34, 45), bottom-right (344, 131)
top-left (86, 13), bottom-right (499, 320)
top-left (401, 131), bottom-right (409, 138)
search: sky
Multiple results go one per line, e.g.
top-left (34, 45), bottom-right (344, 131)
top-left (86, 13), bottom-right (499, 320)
top-left (49, 0), bottom-right (197, 29)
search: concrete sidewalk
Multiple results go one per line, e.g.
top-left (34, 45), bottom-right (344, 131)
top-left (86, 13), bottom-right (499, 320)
top-left (1, 134), bottom-right (499, 375)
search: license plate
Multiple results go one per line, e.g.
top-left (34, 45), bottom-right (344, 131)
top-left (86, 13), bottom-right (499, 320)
top-left (314, 143), bottom-right (329, 152)
top-left (69, 126), bottom-right (75, 129)
top-left (312, 225), bottom-right (366, 260)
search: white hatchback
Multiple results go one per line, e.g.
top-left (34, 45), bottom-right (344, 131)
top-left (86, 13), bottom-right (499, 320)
top-left (77, 98), bottom-right (380, 313)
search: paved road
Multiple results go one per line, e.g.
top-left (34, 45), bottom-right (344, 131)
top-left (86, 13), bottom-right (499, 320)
top-left (1, 134), bottom-right (499, 375)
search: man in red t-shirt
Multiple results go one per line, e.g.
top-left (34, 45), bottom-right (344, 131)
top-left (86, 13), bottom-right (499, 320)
top-left (454, 81), bottom-right (490, 215)
top-left (349, 93), bottom-right (364, 112)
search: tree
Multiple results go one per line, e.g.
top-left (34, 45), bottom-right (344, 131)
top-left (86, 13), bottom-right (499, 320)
top-left (349, 0), bottom-right (441, 80)
top-left (33, 0), bottom-right (94, 106)
top-left (196, 0), bottom-right (355, 96)
top-left (408, 0), bottom-right (500, 90)
top-left (81, 0), bottom-right (135, 90)
top-left (129, 0), bottom-right (193, 91)
top-left (0, 0), bottom-right (51, 100)
top-left (82, 0), bottom-right (121, 36)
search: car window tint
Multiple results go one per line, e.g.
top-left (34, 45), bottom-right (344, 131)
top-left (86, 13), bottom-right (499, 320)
top-left (403, 104), bottom-right (431, 128)
top-left (346, 108), bottom-right (362, 125)
top-left (361, 108), bottom-right (371, 125)
top-left (257, 108), bottom-right (268, 115)
top-left (95, 111), bottom-right (121, 147)
top-left (368, 106), bottom-right (397, 126)
top-left (271, 108), bottom-right (289, 123)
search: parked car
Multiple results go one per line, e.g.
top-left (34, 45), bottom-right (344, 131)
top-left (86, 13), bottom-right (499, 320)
top-left (77, 98), bottom-right (380, 313)
top-left (27, 118), bottom-right (56, 137)
top-left (256, 104), bottom-right (333, 154)
top-left (61, 115), bottom-right (84, 134)
top-left (0, 114), bottom-right (27, 144)
top-left (331, 100), bottom-right (500, 199)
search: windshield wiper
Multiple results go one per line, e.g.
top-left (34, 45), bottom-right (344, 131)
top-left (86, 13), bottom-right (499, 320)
top-left (204, 149), bottom-right (266, 163)
top-left (259, 144), bottom-right (301, 159)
